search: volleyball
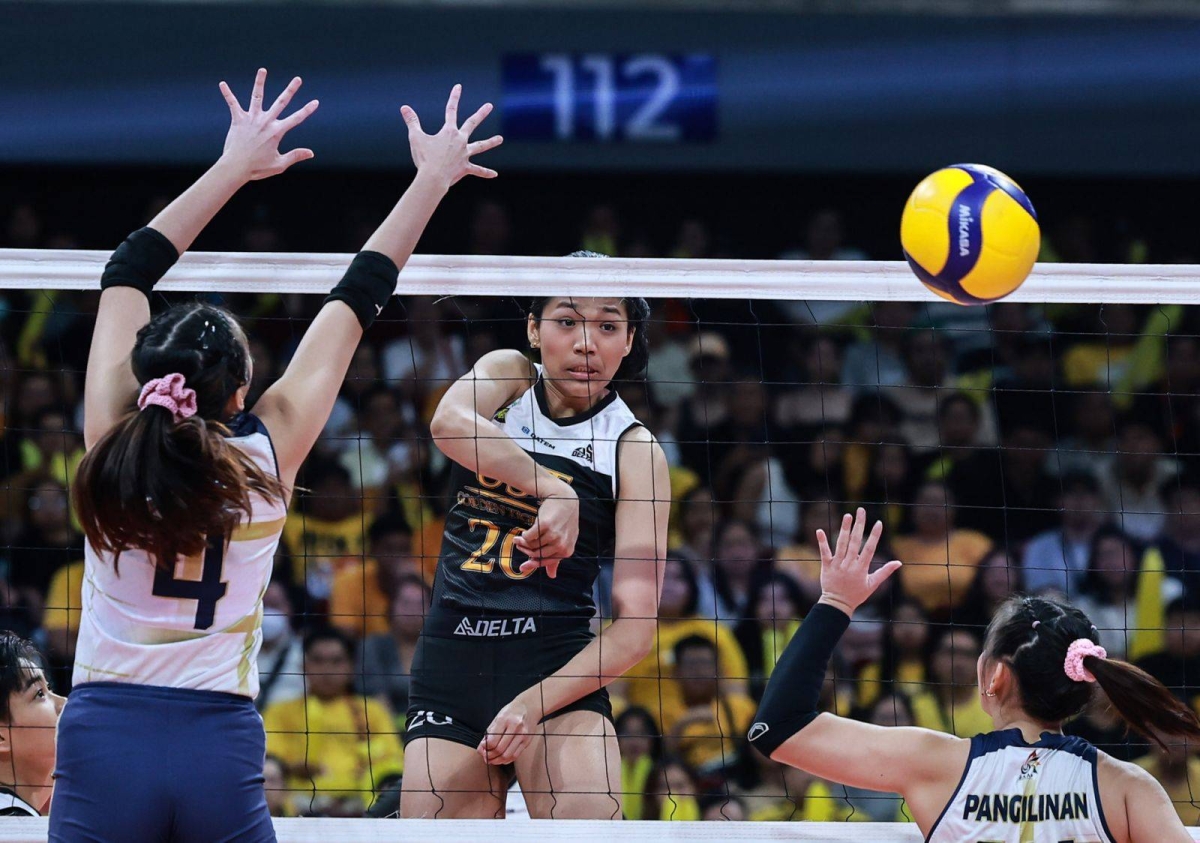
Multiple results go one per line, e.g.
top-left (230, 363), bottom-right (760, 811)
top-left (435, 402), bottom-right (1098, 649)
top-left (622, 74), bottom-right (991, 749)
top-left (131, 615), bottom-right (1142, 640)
top-left (900, 163), bottom-right (1040, 305)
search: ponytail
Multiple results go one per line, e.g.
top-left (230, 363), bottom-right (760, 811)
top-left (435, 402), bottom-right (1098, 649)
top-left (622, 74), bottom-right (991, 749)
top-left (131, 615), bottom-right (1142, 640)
top-left (985, 595), bottom-right (1200, 750)
top-left (1088, 657), bottom-right (1200, 748)
top-left (72, 303), bottom-right (285, 567)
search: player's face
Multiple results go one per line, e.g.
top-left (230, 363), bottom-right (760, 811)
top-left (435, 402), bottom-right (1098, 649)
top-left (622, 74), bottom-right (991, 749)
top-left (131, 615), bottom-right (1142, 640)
top-left (1, 663), bottom-right (64, 794)
top-left (529, 298), bottom-right (633, 405)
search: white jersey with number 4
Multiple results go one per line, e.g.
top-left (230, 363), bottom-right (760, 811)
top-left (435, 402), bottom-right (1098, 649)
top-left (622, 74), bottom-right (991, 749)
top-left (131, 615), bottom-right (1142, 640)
top-left (73, 414), bottom-right (286, 698)
top-left (928, 729), bottom-right (1115, 843)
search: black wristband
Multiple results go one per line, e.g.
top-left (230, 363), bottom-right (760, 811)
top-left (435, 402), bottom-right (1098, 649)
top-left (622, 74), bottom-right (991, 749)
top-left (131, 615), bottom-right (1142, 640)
top-left (100, 227), bottom-right (180, 297)
top-left (323, 251), bottom-right (399, 330)
top-left (748, 601), bottom-right (851, 757)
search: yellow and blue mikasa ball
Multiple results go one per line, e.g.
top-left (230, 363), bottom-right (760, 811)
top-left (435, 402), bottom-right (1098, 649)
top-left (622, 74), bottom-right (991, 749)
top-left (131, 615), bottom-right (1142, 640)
top-left (900, 164), bottom-right (1040, 305)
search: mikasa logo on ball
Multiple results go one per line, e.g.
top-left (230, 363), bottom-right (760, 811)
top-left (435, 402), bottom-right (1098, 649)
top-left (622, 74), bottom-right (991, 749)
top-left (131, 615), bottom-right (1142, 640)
top-left (957, 203), bottom-right (974, 256)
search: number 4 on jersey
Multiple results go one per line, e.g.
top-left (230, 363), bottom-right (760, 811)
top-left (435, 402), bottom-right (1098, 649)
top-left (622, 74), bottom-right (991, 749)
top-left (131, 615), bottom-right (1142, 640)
top-left (152, 536), bottom-right (228, 630)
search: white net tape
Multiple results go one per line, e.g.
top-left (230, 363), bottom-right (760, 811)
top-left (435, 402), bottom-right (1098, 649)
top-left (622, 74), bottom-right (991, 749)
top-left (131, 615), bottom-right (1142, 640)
top-left (1, 249), bottom-right (1198, 302)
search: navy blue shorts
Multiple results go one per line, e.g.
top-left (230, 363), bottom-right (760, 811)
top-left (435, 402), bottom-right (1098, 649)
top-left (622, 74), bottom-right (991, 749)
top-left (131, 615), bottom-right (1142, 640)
top-left (50, 682), bottom-right (275, 843)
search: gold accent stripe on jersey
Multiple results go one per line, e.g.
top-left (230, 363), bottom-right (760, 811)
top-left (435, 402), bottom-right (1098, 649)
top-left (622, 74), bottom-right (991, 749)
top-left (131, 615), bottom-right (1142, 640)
top-left (467, 487), bottom-right (539, 515)
top-left (72, 660), bottom-right (133, 678)
top-left (116, 607), bottom-right (262, 646)
top-left (231, 517), bottom-right (286, 542)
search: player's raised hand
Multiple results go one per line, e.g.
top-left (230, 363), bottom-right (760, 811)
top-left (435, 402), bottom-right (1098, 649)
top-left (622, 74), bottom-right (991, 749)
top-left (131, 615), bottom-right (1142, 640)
top-left (516, 489), bottom-right (580, 579)
top-left (815, 507), bottom-right (902, 616)
top-left (217, 68), bottom-right (319, 182)
top-left (400, 84), bottom-right (503, 192)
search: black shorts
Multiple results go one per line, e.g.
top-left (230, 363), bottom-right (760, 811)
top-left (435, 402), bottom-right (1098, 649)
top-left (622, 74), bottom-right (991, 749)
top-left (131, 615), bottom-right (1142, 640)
top-left (404, 610), bottom-right (613, 751)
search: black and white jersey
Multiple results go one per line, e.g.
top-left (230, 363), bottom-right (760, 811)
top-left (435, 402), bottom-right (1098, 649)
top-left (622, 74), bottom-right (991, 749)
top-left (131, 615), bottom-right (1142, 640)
top-left (928, 729), bottom-right (1114, 843)
top-left (0, 787), bottom-right (39, 817)
top-left (432, 369), bottom-right (642, 617)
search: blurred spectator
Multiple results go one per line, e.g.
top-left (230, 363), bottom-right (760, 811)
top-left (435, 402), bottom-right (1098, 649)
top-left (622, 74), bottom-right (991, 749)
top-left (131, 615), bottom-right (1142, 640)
top-left (3, 205), bottom-right (41, 249)
top-left (947, 424), bottom-right (1058, 545)
top-left (381, 298), bottom-right (466, 419)
top-left (357, 573), bottom-right (429, 718)
top-left (282, 460), bottom-right (369, 604)
top-left (644, 303), bottom-right (695, 410)
top-left (467, 199), bottom-right (513, 256)
top-left (841, 302), bottom-right (916, 392)
top-left (40, 559), bottom-right (83, 694)
top-left (1022, 471), bottom-right (1107, 596)
top-left (775, 499), bottom-right (835, 605)
top-left (777, 209), bottom-right (867, 327)
top-left (910, 629), bottom-right (990, 738)
top-left (1074, 526), bottom-right (1180, 660)
top-left (734, 573), bottom-right (805, 697)
top-left (0, 578), bottom-right (36, 641)
top-left (18, 408), bottom-right (84, 490)
top-left (733, 731), bottom-right (840, 821)
top-left (320, 345), bottom-right (385, 454)
top-left (329, 513), bottom-right (420, 639)
top-left (263, 755), bottom-right (293, 818)
top-left (710, 519), bottom-right (772, 623)
top-left (891, 483), bottom-right (993, 615)
top-left (727, 444), bottom-right (802, 551)
top-left (675, 332), bottom-right (733, 482)
top-left (580, 203), bottom-right (621, 256)
top-left (615, 706), bottom-right (662, 821)
top-left (859, 442), bottom-right (917, 536)
top-left (883, 331), bottom-right (965, 451)
top-left (839, 693), bottom-right (915, 823)
top-left (1161, 478), bottom-right (1200, 604)
top-left (1136, 598), bottom-right (1200, 715)
top-left (920, 392), bottom-right (986, 481)
top-left (1061, 304), bottom-right (1146, 389)
top-left (643, 759), bottom-right (701, 821)
top-left (7, 479), bottom-right (83, 617)
top-left (1063, 686), bottom-right (1148, 763)
top-left (990, 334), bottom-right (1060, 439)
top-left (662, 636), bottom-right (756, 774)
top-left (1053, 390), bottom-right (1118, 478)
top-left (338, 386), bottom-right (420, 503)
top-left (1097, 420), bottom-right (1177, 542)
top-left (856, 599), bottom-right (930, 710)
top-left (263, 628), bottom-right (403, 816)
top-left (623, 556), bottom-right (749, 732)
top-left (700, 794), bottom-right (747, 821)
top-left (955, 550), bottom-right (1024, 633)
top-left (671, 219), bottom-right (711, 259)
top-left (1135, 740), bottom-right (1200, 827)
top-left (256, 581), bottom-right (305, 713)
top-left (772, 335), bottom-right (852, 434)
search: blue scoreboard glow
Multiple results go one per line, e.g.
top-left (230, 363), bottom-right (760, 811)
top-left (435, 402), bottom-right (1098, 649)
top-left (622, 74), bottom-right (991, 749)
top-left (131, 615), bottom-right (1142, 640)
top-left (501, 53), bottom-right (718, 143)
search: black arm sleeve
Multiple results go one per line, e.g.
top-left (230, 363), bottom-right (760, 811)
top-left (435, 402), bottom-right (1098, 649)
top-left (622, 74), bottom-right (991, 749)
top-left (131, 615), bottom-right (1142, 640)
top-left (100, 227), bottom-right (180, 297)
top-left (323, 250), bottom-right (399, 330)
top-left (747, 601), bottom-right (851, 757)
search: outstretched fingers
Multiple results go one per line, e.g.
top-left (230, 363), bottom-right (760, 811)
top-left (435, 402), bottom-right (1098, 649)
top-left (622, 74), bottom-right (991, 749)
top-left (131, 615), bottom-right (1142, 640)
top-left (276, 99), bottom-right (320, 134)
top-left (277, 147), bottom-right (315, 172)
top-left (867, 560), bottom-right (904, 591)
top-left (267, 76), bottom-right (303, 119)
top-left (857, 519), bottom-right (884, 568)
top-left (218, 81), bottom-right (243, 118)
top-left (444, 83), bottom-right (462, 127)
top-left (461, 102), bottom-right (494, 136)
top-left (468, 135), bottom-right (504, 157)
top-left (832, 512), bottom-right (853, 563)
top-left (249, 67), bottom-right (267, 113)
top-left (400, 105), bottom-right (422, 135)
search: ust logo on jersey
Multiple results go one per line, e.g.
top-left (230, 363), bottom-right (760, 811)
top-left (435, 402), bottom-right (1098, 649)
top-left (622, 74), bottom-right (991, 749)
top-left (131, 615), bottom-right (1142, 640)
top-left (572, 443), bottom-right (594, 463)
top-left (1019, 750), bottom-right (1041, 781)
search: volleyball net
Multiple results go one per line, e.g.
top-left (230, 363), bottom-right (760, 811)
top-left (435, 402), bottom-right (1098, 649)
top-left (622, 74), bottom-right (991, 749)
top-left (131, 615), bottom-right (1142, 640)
top-left (2, 250), bottom-right (1200, 835)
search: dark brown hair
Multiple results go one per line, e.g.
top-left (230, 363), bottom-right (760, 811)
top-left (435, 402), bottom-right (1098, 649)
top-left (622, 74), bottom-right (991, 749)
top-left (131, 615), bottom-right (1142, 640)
top-left (985, 595), bottom-right (1200, 749)
top-left (73, 303), bottom-right (285, 567)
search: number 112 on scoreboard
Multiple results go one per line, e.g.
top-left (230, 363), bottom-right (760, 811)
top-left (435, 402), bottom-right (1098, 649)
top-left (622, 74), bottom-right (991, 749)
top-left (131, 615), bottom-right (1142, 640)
top-left (501, 53), bottom-right (717, 143)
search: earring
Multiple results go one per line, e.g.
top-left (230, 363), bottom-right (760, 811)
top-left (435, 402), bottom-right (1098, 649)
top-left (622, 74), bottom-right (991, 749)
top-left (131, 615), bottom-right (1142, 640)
top-left (985, 690), bottom-right (997, 698)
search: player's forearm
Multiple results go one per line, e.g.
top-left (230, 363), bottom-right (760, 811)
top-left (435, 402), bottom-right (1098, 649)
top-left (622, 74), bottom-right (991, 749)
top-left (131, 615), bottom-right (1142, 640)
top-left (147, 157), bottom-right (249, 254)
top-left (432, 408), bottom-right (573, 500)
top-left (361, 169), bottom-right (447, 268)
top-left (518, 616), bottom-right (657, 719)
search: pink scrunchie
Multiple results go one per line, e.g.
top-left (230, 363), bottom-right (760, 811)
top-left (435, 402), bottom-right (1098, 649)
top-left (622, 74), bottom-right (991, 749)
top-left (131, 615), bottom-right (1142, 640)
top-left (137, 373), bottom-right (198, 423)
top-left (1064, 639), bottom-right (1107, 683)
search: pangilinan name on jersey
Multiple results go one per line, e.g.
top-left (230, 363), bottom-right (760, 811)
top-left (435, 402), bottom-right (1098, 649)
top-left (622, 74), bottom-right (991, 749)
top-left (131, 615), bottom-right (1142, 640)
top-left (454, 616), bottom-right (538, 637)
top-left (962, 791), bottom-right (1090, 824)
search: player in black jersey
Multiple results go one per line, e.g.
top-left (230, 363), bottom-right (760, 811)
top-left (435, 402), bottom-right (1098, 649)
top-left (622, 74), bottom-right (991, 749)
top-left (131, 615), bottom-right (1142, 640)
top-left (401, 289), bottom-right (670, 819)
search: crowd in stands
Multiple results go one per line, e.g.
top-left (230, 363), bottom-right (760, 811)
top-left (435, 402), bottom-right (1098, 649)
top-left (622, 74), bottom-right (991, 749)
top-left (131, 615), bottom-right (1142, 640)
top-left (3, 196), bottom-right (1200, 823)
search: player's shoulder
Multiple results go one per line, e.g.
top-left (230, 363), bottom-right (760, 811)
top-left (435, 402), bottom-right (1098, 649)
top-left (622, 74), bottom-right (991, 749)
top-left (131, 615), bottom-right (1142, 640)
top-left (1097, 749), bottom-right (1160, 792)
top-left (615, 424), bottom-right (667, 468)
top-left (475, 348), bottom-right (537, 380)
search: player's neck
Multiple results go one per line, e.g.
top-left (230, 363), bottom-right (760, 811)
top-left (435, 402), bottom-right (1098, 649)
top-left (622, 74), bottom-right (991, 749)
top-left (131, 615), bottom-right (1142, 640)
top-left (541, 378), bottom-right (608, 419)
top-left (993, 714), bottom-right (1060, 744)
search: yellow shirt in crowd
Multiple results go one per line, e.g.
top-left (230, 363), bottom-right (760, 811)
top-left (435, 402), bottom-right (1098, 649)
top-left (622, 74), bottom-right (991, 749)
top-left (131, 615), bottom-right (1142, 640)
top-left (671, 693), bottom-right (758, 771)
top-left (910, 691), bottom-right (992, 739)
top-left (891, 530), bottom-right (993, 612)
top-left (263, 694), bottom-right (403, 802)
top-left (624, 618), bottom-right (749, 729)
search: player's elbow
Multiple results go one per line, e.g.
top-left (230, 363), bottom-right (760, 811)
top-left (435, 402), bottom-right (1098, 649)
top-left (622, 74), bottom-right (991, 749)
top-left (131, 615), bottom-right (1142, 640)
top-left (429, 405), bottom-right (467, 451)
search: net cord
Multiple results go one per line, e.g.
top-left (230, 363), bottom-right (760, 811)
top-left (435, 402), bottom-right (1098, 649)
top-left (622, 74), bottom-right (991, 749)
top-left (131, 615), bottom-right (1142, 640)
top-left (1, 250), bottom-right (1197, 302)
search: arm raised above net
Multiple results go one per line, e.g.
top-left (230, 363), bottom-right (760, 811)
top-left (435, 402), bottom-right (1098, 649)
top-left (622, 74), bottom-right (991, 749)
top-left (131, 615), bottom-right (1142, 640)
top-left (84, 69), bottom-right (317, 450)
top-left (257, 85), bottom-right (501, 486)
